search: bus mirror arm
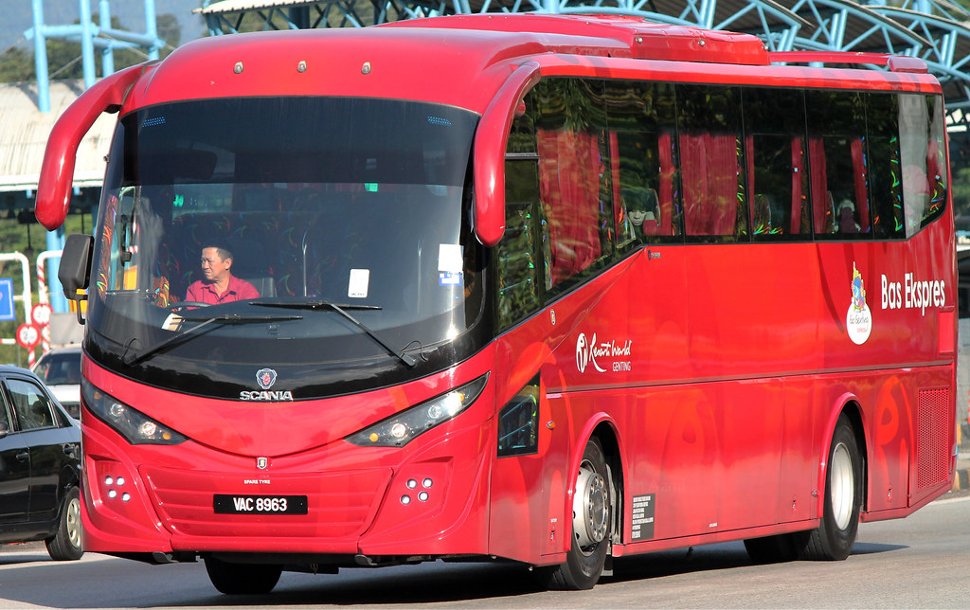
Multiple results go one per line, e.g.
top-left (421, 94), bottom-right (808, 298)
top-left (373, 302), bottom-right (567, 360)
top-left (472, 61), bottom-right (541, 247)
top-left (59, 234), bottom-right (94, 325)
top-left (35, 64), bottom-right (149, 231)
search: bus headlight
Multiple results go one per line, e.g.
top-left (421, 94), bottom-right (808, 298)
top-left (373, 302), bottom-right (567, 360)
top-left (346, 374), bottom-right (488, 447)
top-left (81, 379), bottom-right (187, 445)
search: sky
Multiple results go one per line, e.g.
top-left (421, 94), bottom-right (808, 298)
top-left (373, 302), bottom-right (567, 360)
top-left (2, 0), bottom-right (206, 53)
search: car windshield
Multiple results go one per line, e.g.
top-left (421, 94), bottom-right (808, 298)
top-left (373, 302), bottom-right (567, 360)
top-left (85, 97), bottom-right (487, 399)
top-left (34, 352), bottom-right (81, 386)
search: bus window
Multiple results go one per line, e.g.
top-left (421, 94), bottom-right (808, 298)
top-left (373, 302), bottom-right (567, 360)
top-left (806, 91), bottom-right (870, 237)
top-left (499, 159), bottom-right (543, 329)
top-left (741, 88), bottom-right (810, 239)
top-left (900, 93), bottom-right (948, 236)
top-left (533, 79), bottom-right (613, 294)
top-left (677, 85), bottom-right (746, 241)
top-left (603, 81), bottom-right (680, 245)
top-left (865, 93), bottom-right (905, 238)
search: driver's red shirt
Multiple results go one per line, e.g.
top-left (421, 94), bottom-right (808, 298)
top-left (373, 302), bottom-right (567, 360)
top-left (184, 275), bottom-right (259, 304)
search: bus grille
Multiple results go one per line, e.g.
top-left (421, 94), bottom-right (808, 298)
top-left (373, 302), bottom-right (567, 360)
top-left (915, 388), bottom-right (950, 490)
top-left (141, 466), bottom-right (391, 539)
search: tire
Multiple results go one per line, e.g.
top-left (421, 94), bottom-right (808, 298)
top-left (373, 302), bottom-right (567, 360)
top-left (46, 486), bottom-right (84, 561)
top-left (795, 415), bottom-right (863, 561)
top-left (543, 436), bottom-right (612, 590)
top-left (204, 556), bottom-right (282, 595)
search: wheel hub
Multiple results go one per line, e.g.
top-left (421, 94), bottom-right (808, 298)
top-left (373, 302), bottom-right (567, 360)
top-left (572, 461), bottom-right (609, 552)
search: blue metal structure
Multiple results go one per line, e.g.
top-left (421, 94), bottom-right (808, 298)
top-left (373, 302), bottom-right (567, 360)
top-left (27, 0), bottom-right (165, 113)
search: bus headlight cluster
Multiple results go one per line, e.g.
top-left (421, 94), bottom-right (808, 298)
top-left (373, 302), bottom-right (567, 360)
top-left (346, 374), bottom-right (488, 447)
top-left (82, 379), bottom-right (187, 445)
top-left (400, 477), bottom-right (434, 505)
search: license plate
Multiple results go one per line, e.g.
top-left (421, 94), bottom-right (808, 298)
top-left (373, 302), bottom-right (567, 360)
top-left (213, 494), bottom-right (308, 515)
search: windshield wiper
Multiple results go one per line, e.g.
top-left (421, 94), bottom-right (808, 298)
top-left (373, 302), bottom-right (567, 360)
top-left (124, 313), bottom-right (303, 366)
top-left (250, 298), bottom-right (416, 368)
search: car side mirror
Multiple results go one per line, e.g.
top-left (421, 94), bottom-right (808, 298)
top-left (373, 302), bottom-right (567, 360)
top-left (59, 234), bottom-right (94, 325)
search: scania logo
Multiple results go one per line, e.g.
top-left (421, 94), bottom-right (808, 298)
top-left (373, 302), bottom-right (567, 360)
top-left (256, 368), bottom-right (278, 390)
top-left (240, 390), bottom-right (294, 401)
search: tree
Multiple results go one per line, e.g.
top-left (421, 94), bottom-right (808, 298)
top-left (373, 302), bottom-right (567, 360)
top-left (0, 47), bottom-right (34, 82)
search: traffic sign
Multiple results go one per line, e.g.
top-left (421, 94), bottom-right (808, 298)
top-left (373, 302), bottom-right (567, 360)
top-left (31, 303), bottom-right (52, 327)
top-left (0, 278), bottom-right (13, 322)
top-left (16, 323), bottom-right (40, 349)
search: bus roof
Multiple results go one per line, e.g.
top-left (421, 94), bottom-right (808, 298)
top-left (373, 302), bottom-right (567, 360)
top-left (123, 14), bottom-right (937, 116)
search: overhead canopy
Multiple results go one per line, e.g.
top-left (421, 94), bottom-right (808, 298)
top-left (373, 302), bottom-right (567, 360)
top-left (0, 80), bottom-right (115, 193)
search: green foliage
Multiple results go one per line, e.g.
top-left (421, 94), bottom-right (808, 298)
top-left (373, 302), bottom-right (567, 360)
top-left (0, 213), bottom-right (88, 366)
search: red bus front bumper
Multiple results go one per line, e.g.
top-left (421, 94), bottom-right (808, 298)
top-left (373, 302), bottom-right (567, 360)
top-left (80, 403), bottom-right (495, 560)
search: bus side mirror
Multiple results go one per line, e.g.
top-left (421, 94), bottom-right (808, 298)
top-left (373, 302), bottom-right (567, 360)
top-left (35, 64), bottom-right (146, 231)
top-left (59, 234), bottom-right (94, 325)
top-left (472, 62), bottom-right (540, 247)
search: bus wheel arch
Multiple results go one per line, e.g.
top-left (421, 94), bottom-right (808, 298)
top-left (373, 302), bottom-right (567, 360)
top-left (542, 422), bottom-right (622, 590)
top-left (799, 403), bottom-right (866, 561)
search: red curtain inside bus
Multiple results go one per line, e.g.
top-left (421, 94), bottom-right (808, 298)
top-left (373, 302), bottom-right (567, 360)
top-left (680, 132), bottom-right (739, 236)
top-left (537, 129), bottom-right (604, 285)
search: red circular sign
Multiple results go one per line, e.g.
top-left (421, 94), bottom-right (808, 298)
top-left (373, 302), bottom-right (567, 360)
top-left (16, 323), bottom-right (40, 349)
top-left (31, 303), bottom-right (52, 327)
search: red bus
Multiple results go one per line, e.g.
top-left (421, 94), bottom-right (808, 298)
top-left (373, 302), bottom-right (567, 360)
top-left (37, 14), bottom-right (955, 595)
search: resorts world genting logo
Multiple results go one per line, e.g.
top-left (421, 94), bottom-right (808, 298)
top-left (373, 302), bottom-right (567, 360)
top-left (576, 332), bottom-right (633, 374)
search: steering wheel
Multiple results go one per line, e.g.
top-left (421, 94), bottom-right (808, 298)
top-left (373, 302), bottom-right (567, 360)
top-left (167, 302), bottom-right (211, 311)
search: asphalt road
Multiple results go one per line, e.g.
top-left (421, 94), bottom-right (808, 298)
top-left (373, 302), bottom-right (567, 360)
top-left (1, 493), bottom-right (967, 609)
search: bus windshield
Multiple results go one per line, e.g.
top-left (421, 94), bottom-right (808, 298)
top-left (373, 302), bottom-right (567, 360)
top-left (85, 97), bottom-right (486, 399)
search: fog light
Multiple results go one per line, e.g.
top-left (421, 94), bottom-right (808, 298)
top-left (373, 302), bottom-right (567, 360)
top-left (422, 478), bottom-right (433, 488)
top-left (116, 476), bottom-right (126, 486)
top-left (418, 491), bottom-right (429, 502)
top-left (108, 490), bottom-right (117, 499)
top-left (104, 476), bottom-right (114, 486)
top-left (406, 479), bottom-right (417, 489)
top-left (122, 493), bottom-right (131, 502)
top-left (401, 495), bottom-right (411, 505)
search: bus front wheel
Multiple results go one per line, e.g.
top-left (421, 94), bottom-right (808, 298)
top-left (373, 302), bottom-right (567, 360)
top-left (542, 436), bottom-right (612, 590)
top-left (796, 415), bottom-right (863, 561)
top-left (204, 556), bottom-right (282, 595)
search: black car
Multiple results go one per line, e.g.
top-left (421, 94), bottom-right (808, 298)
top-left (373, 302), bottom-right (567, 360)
top-left (0, 366), bottom-right (82, 560)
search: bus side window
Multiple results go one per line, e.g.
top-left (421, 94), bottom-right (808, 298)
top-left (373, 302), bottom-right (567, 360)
top-left (742, 88), bottom-right (810, 239)
top-left (498, 104), bottom-right (543, 331)
top-left (866, 92), bottom-right (904, 238)
top-left (603, 80), bottom-right (680, 246)
top-left (677, 84), bottom-right (746, 241)
top-left (499, 159), bottom-right (543, 330)
top-left (806, 91), bottom-right (871, 238)
top-left (899, 93), bottom-right (948, 237)
top-left (533, 79), bottom-right (612, 295)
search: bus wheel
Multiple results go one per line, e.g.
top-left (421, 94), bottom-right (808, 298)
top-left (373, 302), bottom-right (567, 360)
top-left (796, 415), bottom-right (863, 561)
top-left (204, 556), bottom-right (282, 594)
top-left (545, 436), bottom-right (612, 590)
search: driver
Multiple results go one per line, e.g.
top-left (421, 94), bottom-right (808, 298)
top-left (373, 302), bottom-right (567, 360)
top-left (184, 243), bottom-right (259, 304)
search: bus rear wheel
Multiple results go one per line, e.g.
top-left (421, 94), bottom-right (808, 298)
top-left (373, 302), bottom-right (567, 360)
top-left (542, 436), bottom-right (612, 590)
top-left (204, 556), bottom-right (282, 595)
top-left (795, 415), bottom-right (863, 561)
